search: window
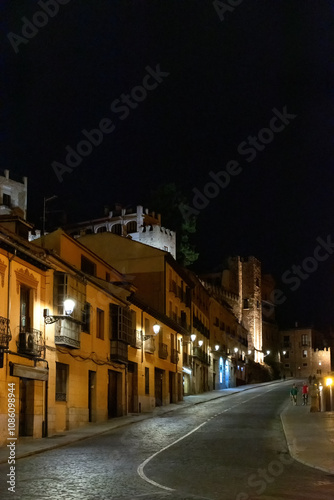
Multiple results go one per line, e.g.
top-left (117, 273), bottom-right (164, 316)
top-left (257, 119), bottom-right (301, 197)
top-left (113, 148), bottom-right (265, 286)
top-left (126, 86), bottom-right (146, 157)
top-left (145, 318), bottom-right (150, 337)
top-left (96, 308), bottom-right (105, 339)
top-left (303, 363), bottom-right (307, 367)
top-left (111, 224), bottom-right (122, 235)
top-left (56, 363), bottom-right (68, 401)
top-left (81, 255), bottom-right (96, 276)
top-left (301, 334), bottom-right (308, 346)
top-left (284, 363), bottom-right (290, 368)
top-left (20, 285), bottom-right (32, 331)
top-left (126, 221), bottom-right (137, 233)
top-left (3, 193), bottom-right (11, 207)
top-left (284, 351), bottom-right (289, 359)
top-left (256, 278), bottom-right (260, 287)
top-left (256, 300), bottom-right (260, 308)
top-left (145, 367), bottom-right (149, 394)
top-left (82, 302), bottom-right (91, 333)
top-left (243, 299), bottom-right (249, 309)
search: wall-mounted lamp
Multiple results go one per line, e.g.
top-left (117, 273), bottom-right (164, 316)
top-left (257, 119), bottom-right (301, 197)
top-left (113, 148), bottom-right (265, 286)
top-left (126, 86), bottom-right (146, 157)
top-left (44, 298), bottom-right (76, 324)
top-left (198, 340), bottom-right (203, 347)
top-left (143, 322), bottom-right (161, 341)
top-left (190, 334), bottom-right (196, 342)
top-left (153, 323), bottom-right (160, 335)
top-left (234, 347), bottom-right (238, 353)
top-left (215, 344), bottom-right (220, 351)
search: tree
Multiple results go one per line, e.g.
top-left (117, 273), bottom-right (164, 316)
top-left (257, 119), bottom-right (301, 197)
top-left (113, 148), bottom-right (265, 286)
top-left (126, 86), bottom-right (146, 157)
top-left (144, 183), bottom-right (199, 267)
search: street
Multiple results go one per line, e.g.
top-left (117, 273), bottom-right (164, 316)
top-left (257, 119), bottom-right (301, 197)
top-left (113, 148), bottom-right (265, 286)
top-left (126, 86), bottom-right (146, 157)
top-left (0, 383), bottom-right (333, 499)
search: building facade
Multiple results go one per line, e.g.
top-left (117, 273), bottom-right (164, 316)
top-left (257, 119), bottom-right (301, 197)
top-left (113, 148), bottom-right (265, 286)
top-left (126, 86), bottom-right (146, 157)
top-left (280, 327), bottom-right (331, 379)
top-left (65, 205), bottom-right (176, 259)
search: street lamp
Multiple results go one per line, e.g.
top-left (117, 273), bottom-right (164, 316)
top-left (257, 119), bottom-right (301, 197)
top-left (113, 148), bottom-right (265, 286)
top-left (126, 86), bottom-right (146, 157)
top-left (153, 323), bottom-right (160, 335)
top-left (44, 298), bottom-right (76, 324)
top-left (143, 322), bottom-right (161, 341)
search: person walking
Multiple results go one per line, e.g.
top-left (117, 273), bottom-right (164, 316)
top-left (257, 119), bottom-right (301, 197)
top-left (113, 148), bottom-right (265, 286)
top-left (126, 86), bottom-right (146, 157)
top-left (290, 383), bottom-right (298, 405)
top-left (302, 382), bottom-right (309, 405)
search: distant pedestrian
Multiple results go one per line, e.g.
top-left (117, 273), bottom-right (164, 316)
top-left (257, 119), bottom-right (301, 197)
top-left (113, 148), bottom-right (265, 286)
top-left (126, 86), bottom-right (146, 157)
top-left (290, 383), bottom-right (298, 405)
top-left (302, 382), bottom-right (309, 405)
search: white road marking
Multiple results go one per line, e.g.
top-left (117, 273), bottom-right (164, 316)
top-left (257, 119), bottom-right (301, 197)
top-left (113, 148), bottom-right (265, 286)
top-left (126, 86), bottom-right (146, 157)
top-left (137, 387), bottom-right (277, 491)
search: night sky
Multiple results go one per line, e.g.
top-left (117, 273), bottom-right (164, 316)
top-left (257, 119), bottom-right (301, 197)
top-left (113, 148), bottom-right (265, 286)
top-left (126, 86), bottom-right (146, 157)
top-left (2, 1), bottom-right (334, 330)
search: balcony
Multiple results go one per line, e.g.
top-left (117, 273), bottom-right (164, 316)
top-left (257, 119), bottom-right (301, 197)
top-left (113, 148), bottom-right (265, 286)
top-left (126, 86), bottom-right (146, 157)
top-left (130, 330), bottom-right (142, 349)
top-left (17, 328), bottom-right (44, 357)
top-left (171, 348), bottom-right (179, 364)
top-left (193, 346), bottom-right (211, 365)
top-left (0, 316), bottom-right (11, 349)
top-left (110, 340), bottom-right (128, 362)
top-left (144, 336), bottom-right (155, 354)
top-left (183, 352), bottom-right (192, 367)
top-left (55, 318), bottom-right (80, 349)
top-left (158, 343), bottom-right (168, 359)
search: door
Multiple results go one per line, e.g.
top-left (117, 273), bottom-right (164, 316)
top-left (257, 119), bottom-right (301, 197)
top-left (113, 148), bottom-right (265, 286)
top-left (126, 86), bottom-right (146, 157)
top-left (169, 371), bottom-right (174, 403)
top-left (127, 362), bottom-right (137, 413)
top-left (88, 371), bottom-right (96, 422)
top-left (108, 370), bottom-right (122, 418)
top-left (155, 368), bottom-right (164, 407)
top-left (19, 378), bottom-right (33, 436)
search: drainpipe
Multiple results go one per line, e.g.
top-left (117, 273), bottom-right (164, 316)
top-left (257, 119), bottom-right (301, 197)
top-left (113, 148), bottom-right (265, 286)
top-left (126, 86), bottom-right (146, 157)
top-left (6, 250), bottom-right (16, 376)
top-left (141, 309), bottom-right (144, 364)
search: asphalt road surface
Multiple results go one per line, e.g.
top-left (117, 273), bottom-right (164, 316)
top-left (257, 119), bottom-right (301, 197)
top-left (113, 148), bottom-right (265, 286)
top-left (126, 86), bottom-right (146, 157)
top-left (0, 383), bottom-right (333, 499)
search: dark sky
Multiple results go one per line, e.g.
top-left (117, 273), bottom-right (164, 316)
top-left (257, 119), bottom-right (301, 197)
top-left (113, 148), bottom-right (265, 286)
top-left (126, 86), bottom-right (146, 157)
top-left (2, 1), bottom-right (334, 330)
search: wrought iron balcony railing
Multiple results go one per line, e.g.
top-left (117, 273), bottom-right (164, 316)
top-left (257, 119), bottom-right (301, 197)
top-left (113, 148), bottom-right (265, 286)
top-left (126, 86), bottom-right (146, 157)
top-left (171, 348), bottom-right (179, 364)
top-left (0, 316), bottom-right (11, 349)
top-left (17, 328), bottom-right (44, 357)
top-left (193, 346), bottom-right (211, 365)
top-left (55, 318), bottom-right (80, 349)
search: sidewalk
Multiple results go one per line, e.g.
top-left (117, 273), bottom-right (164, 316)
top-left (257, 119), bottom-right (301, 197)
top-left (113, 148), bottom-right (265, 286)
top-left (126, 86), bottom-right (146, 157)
top-left (1, 381), bottom-right (333, 475)
top-left (281, 401), bottom-right (334, 474)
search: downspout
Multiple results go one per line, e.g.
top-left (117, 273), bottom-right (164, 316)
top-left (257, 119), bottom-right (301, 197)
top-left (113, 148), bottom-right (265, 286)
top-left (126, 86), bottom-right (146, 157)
top-left (141, 309), bottom-right (144, 363)
top-left (6, 250), bottom-right (16, 376)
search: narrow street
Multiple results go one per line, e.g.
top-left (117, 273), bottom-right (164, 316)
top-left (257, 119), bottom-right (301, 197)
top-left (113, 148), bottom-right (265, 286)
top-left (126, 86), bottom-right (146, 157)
top-left (0, 383), bottom-right (333, 500)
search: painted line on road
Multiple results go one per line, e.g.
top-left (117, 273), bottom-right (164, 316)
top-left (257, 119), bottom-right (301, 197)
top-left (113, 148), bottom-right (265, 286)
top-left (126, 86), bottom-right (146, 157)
top-left (137, 421), bottom-right (207, 491)
top-left (137, 387), bottom-right (277, 491)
